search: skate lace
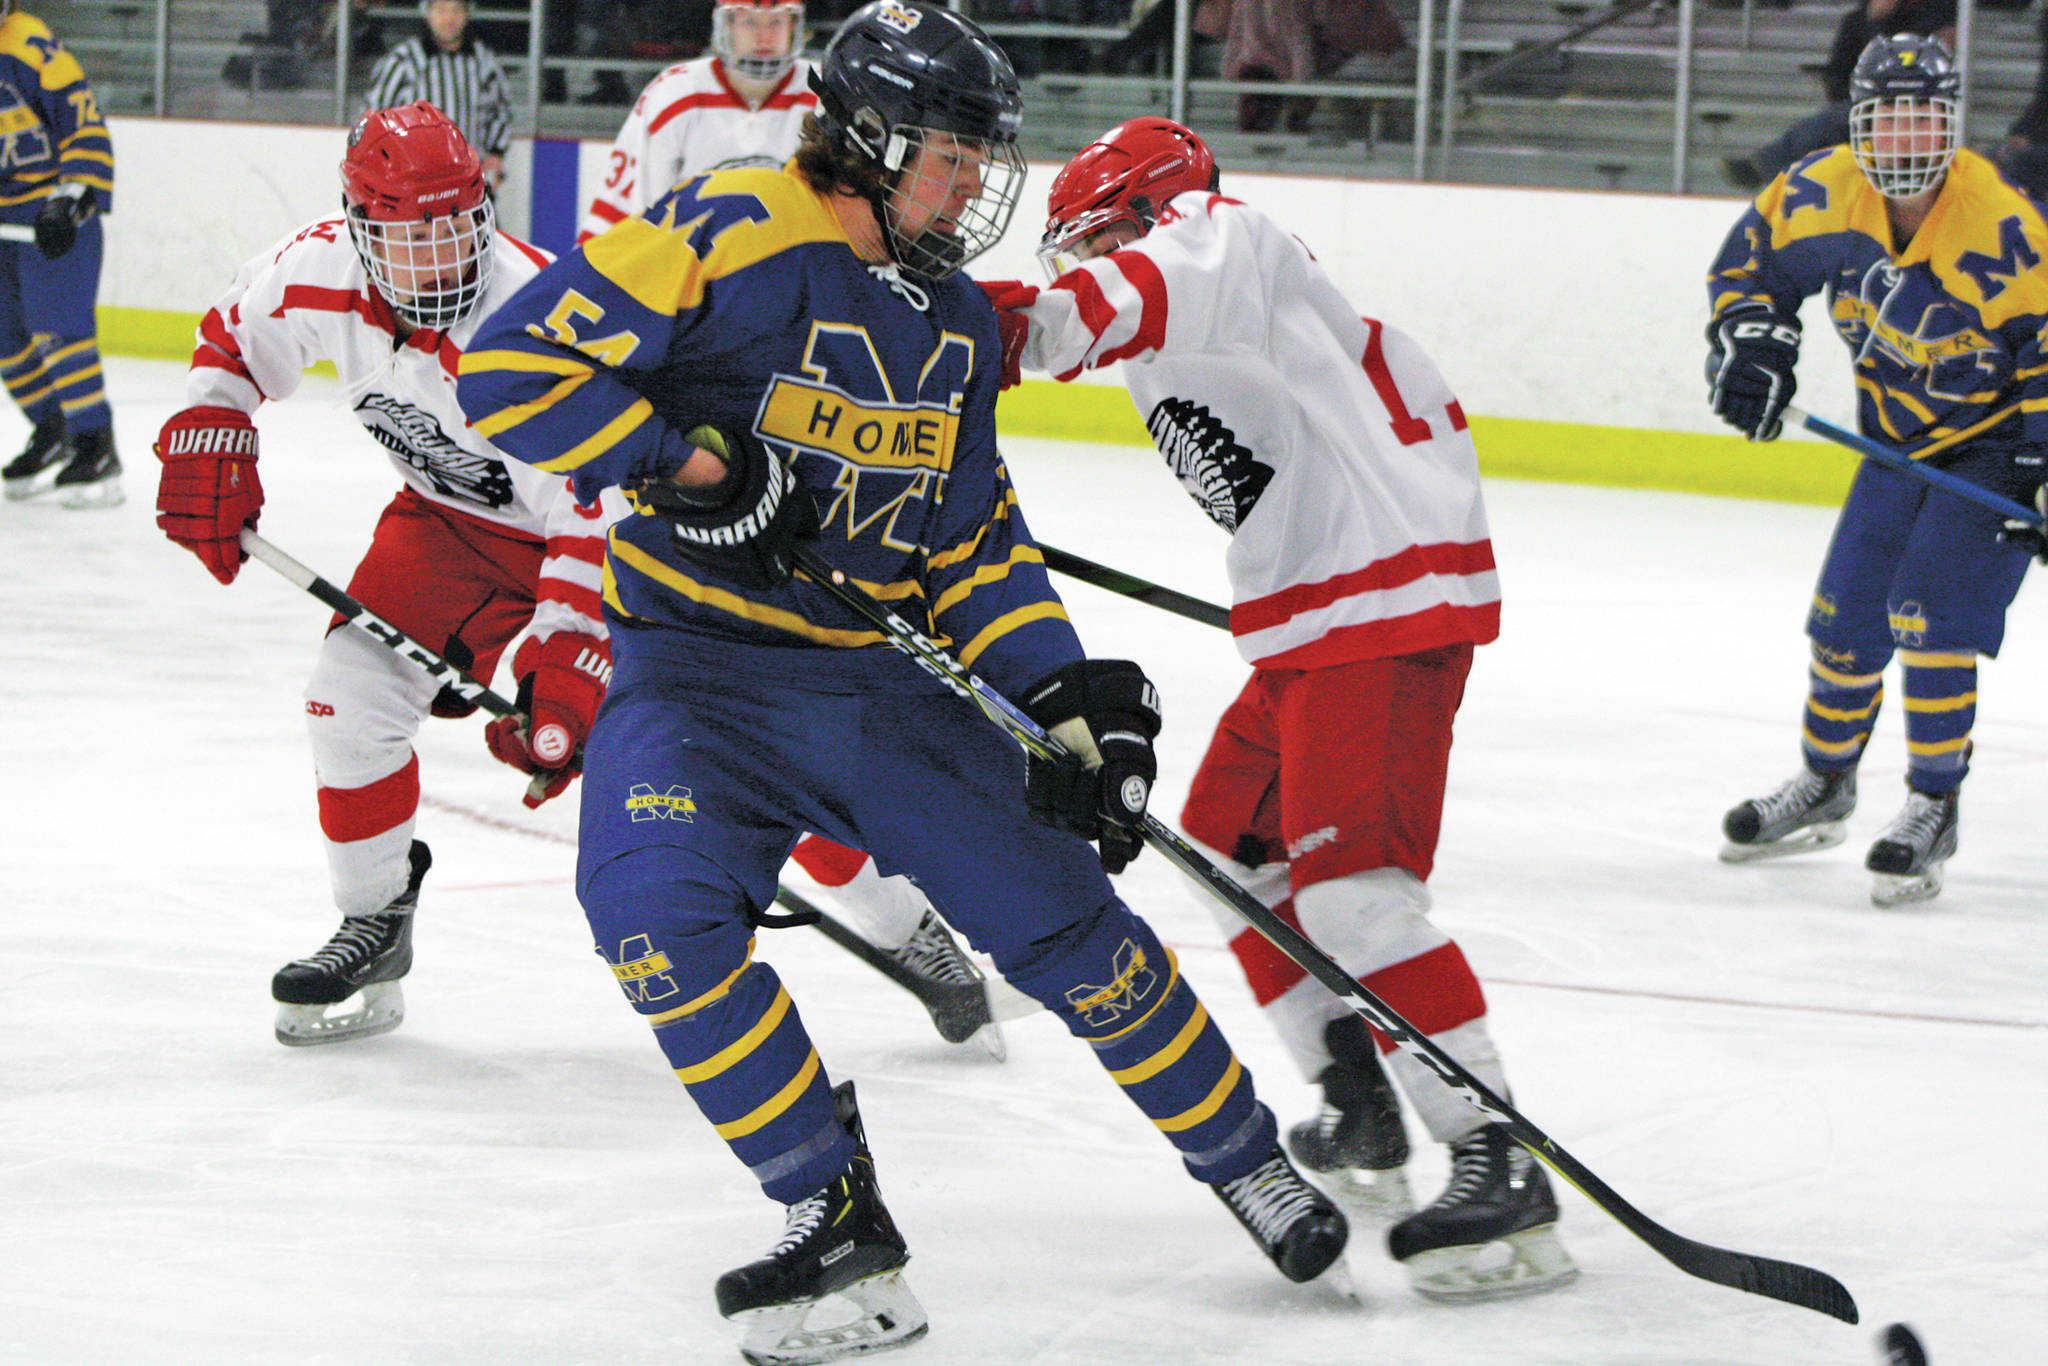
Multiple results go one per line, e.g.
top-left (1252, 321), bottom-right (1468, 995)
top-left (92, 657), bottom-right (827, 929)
top-left (1755, 769), bottom-right (1832, 824)
top-left (770, 1189), bottom-right (831, 1257)
top-left (889, 912), bottom-right (977, 986)
top-left (295, 914), bottom-right (401, 973)
top-left (1880, 792), bottom-right (1947, 847)
top-left (1428, 1131), bottom-right (1499, 1211)
top-left (1221, 1156), bottom-right (1320, 1244)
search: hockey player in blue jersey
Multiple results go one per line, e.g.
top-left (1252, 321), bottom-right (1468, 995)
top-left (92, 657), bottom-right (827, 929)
top-left (456, 3), bottom-right (1345, 1360)
top-left (0, 2), bottom-right (118, 508)
top-left (1707, 33), bottom-right (2045, 906)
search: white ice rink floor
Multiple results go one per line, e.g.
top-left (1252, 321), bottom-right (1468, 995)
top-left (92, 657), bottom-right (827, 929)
top-left (4, 357), bottom-right (2043, 1366)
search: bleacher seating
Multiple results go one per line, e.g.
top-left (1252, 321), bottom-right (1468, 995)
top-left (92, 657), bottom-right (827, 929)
top-left (31, 0), bottom-right (2048, 195)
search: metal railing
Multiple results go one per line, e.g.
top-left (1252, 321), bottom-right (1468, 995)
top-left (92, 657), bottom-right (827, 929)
top-left (71, 0), bottom-right (2011, 196)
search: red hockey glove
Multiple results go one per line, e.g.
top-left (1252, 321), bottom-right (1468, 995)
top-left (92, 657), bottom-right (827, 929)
top-left (979, 280), bottom-right (1038, 391)
top-left (154, 405), bottom-right (263, 584)
top-left (484, 631), bottom-right (612, 808)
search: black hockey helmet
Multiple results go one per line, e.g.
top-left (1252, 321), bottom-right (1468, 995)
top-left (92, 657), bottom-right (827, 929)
top-left (811, 1), bottom-right (1026, 280)
top-left (1847, 33), bottom-right (1960, 198)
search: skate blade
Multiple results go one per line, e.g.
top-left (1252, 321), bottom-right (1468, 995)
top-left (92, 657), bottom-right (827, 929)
top-left (3, 468), bottom-right (62, 502)
top-left (1871, 865), bottom-right (1945, 907)
top-left (57, 477), bottom-right (125, 510)
top-left (1402, 1224), bottom-right (1579, 1305)
top-left (733, 1270), bottom-right (929, 1366)
top-left (274, 980), bottom-right (405, 1047)
top-left (965, 1015), bottom-right (1006, 1062)
top-left (1321, 1166), bottom-right (1414, 1221)
top-left (1718, 821), bottom-right (1847, 864)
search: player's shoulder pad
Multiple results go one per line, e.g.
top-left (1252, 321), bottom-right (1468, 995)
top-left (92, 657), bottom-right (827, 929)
top-left (1, 13), bottom-right (85, 87)
top-left (1753, 146), bottom-right (1872, 240)
top-left (1927, 151), bottom-right (2048, 320)
top-left (582, 166), bottom-right (841, 315)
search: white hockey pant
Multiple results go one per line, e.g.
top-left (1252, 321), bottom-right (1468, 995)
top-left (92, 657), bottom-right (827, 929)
top-left (1199, 850), bottom-right (1508, 1144)
top-left (305, 625), bottom-right (436, 917)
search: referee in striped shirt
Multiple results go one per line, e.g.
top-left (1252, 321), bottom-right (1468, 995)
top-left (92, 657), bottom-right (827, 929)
top-left (363, 1), bottom-right (514, 187)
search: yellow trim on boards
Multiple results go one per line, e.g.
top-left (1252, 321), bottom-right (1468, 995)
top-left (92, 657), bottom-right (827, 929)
top-left (101, 311), bottom-right (1860, 507)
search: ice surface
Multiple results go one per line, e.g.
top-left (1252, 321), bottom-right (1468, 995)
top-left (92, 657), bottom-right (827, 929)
top-left (3, 359), bottom-right (2042, 1365)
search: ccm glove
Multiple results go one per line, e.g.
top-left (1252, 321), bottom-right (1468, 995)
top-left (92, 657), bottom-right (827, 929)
top-left (154, 405), bottom-right (263, 584)
top-left (1707, 304), bottom-right (1800, 441)
top-left (1998, 482), bottom-right (2048, 562)
top-left (34, 182), bottom-right (95, 260)
top-left (1020, 659), bottom-right (1162, 874)
top-left (484, 631), bottom-right (612, 808)
top-left (978, 280), bottom-right (1039, 391)
top-left (633, 424), bottom-right (817, 589)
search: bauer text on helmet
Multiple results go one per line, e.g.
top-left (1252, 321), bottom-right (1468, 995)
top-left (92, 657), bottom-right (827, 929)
top-left (812, 1), bottom-right (1025, 281)
top-left (714, 0), bottom-right (805, 84)
top-left (1037, 117), bottom-right (1216, 280)
top-left (342, 102), bottom-right (497, 331)
top-left (1847, 33), bottom-right (1960, 200)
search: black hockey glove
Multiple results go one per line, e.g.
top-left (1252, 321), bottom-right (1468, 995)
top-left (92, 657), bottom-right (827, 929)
top-left (1019, 659), bottom-right (1162, 874)
top-left (1998, 482), bottom-right (2048, 562)
top-left (34, 182), bottom-right (95, 261)
top-left (632, 424), bottom-right (818, 589)
top-left (1707, 303), bottom-right (1800, 441)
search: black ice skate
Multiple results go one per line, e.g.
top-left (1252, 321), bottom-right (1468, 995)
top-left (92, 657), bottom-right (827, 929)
top-left (1212, 1146), bottom-right (1350, 1283)
top-left (884, 909), bottom-right (1003, 1059)
top-left (1, 415), bottom-right (68, 501)
top-left (716, 1081), bottom-right (927, 1366)
top-left (1387, 1123), bottom-right (1577, 1304)
top-left (1866, 788), bottom-right (1958, 907)
top-left (271, 841), bottom-right (430, 1047)
top-left (1286, 1016), bottom-right (1413, 1218)
top-left (51, 426), bottom-right (124, 509)
top-left (1719, 766), bottom-right (1856, 863)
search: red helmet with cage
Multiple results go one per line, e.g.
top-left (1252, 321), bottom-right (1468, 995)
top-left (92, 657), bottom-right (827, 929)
top-left (340, 102), bottom-right (496, 330)
top-left (1036, 117), bottom-right (1216, 279)
top-left (713, 0), bottom-right (805, 83)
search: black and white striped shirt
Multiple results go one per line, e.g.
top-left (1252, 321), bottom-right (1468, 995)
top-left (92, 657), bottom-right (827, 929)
top-left (362, 30), bottom-right (513, 159)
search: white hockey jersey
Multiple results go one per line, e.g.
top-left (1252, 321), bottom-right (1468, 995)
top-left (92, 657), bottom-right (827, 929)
top-left (578, 56), bottom-right (818, 243)
top-left (187, 218), bottom-right (619, 644)
top-left (1018, 191), bottom-right (1500, 670)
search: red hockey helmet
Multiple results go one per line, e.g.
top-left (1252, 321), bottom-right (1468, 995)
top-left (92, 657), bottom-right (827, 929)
top-left (713, 0), bottom-right (805, 83)
top-left (341, 102), bottom-right (496, 330)
top-left (1036, 117), bottom-right (1216, 279)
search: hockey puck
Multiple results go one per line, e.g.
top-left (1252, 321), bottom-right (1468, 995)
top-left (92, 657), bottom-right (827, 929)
top-left (1879, 1323), bottom-right (1927, 1366)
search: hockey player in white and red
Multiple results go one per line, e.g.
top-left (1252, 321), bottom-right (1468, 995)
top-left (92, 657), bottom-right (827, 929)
top-left (575, 0), bottom-right (1003, 1056)
top-left (983, 116), bottom-right (1578, 1305)
top-left (576, 0), bottom-right (816, 245)
top-left (152, 102), bottom-right (623, 1047)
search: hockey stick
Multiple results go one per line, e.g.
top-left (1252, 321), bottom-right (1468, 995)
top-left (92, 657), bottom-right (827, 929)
top-left (790, 541), bottom-right (1860, 1324)
top-left (1038, 543), bottom-right (1231, 631)
top-left (1784, 405), bottom-right (2045, 528)
top-left (238, 528), bottom-right (568, 804)
top-left (773, 885), bottom-right (1005, 1049)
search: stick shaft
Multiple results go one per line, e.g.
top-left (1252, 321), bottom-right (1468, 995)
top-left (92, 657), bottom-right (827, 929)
top-left (788, 541), bottom-right (1858, 1323)
top-left (1038, 543), bottom-right (1231, 631)
top-left (239, 528), bottom-right (519, 719)
top-left (1786, 405), bottom-right (2043, 527)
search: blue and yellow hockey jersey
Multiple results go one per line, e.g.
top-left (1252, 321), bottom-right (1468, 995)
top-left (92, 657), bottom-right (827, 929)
top-left (457, 166), bottom-right (1084, 699)
top-left (1707, 146), bottom-right (2048, 456)
top-left (0, 10), bottom-right (112, 221)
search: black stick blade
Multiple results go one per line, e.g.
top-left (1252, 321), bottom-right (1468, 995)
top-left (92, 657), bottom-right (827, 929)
top-left (1668, 1238), bottom-right (1859, 1323)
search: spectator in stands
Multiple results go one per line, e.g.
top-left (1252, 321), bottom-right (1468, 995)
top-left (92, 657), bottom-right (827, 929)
top-left (1196, 0), bottom-right (1405, 135)
top-left (1994, 9), bottom-right (2048, 200)
top-left (363, 1), bottom-right (514, 189)
top-left (1723, 0), bottom-right (1955, 192)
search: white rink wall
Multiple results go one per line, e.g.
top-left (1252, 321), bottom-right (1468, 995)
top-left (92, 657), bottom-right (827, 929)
top-left (103, 115), bottom-right (1854, 436)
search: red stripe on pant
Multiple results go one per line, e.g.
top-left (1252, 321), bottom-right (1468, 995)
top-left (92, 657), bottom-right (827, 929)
top-left (789, 834), bottom-right (870, 888)
top-left (1228, 917), bottom-right (1487, 1051)
top-left (317, 753), bottom-right (420, 843)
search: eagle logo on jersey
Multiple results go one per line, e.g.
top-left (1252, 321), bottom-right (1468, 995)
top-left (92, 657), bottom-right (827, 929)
top-left (1145, 397), bottom-right (1272, 533)
top-left (0, 82), bottom-right (52, 173)
top-left (354, 393), bottom-right (516, 510)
